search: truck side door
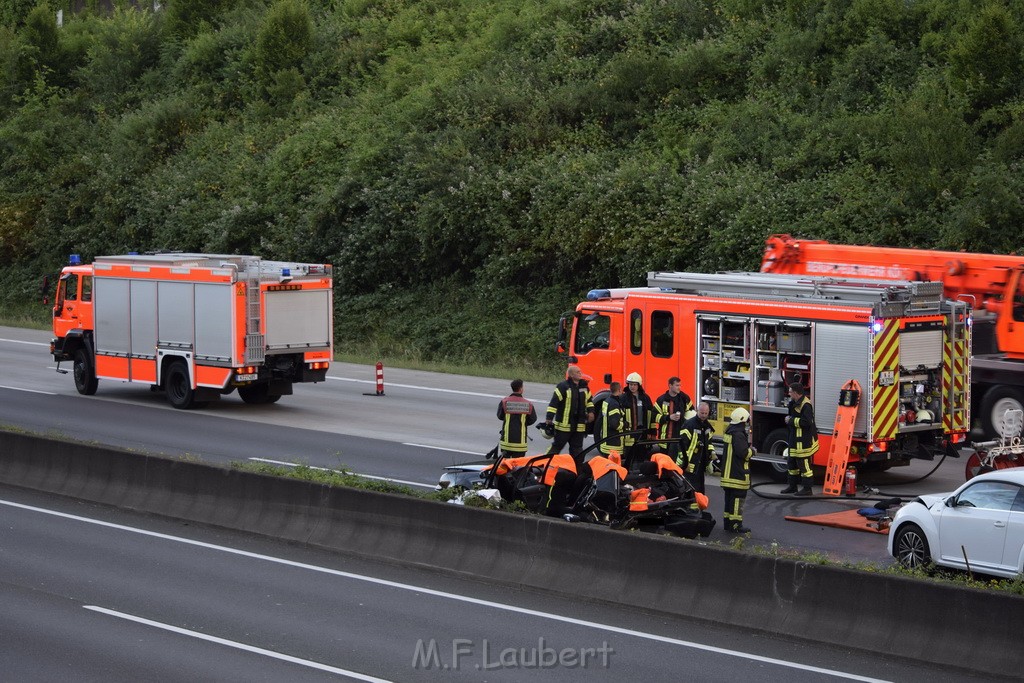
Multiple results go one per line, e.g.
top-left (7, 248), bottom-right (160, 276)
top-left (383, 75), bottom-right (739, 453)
top-left (53, 273), bottom-right (80, 339)
top-left (571, 309), bottom-right (619, 391)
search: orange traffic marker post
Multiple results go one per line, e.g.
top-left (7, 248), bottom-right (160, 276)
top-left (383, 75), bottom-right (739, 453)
top-left (362, 362), bottom-right (386, 396)
top-left (823, 379), bottom-right (861, 496)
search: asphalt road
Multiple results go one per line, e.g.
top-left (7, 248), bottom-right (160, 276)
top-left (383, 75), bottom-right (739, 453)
top-left (0, 326), bottom-right (973, 567)
top-left (0, 485), bottom-right (992, 683)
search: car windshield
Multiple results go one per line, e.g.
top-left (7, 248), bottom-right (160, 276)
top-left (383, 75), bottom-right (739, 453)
top-left (575, 312), bottom-right (610, 354)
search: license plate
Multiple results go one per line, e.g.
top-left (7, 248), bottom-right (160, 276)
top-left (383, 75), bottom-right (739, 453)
top-left (236, 374), bottom-right (258, 382)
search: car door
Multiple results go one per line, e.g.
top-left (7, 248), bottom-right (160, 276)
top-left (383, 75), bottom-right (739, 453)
top-left (1002, 486), bottom-right (1024, 574)
top-left (938, 481), bottom-right (1016, 572)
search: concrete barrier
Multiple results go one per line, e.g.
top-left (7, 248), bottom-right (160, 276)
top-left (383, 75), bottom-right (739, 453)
top-left (1, 430), bottom-right (1022, 677)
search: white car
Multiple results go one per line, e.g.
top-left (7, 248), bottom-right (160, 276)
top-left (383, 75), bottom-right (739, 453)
top-left (888, 469), bottom-right (1024, 578)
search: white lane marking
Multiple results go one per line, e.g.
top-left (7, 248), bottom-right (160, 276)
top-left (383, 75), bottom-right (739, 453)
top-left (327, 375), bottom-right (546, 404)
top-left (2, 498), bottom-right (887, 682)
top-left (402, 443), bottom-right (482, 456)
top-left (84, 605), bottom-right (391, 682)
top-left (0, 338), bottom-right (48, 346)
top-left (0, 385), bottom-right (57, 395)
top-left (247, 458), bottom-right (434, 489)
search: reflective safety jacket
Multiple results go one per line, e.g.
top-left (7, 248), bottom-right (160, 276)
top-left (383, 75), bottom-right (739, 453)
top-left (679, 415), bottom-right (716, 472)
top-left (655, 390), bottom-right (694, 444)
top-left (585, 455), bottom-right (628, 481)
top-left (650, 452), bottom-right (685, 478)
top-left (629, 487), bottom-right (651, 511)
top-left (593, 394), bottom-right (624, 454)
top-left (787, 395), bottom-right (819, 458)
top-left (620, 388), bottom-right (655, 446)
top-left (497, 393), bottom-right (537, 453)
top-left (546, 379), bottom-right (594, 433)
top-left (493, 453), bottom-right (578, 486)
top-left (721, 423), bottom-right (753, 490)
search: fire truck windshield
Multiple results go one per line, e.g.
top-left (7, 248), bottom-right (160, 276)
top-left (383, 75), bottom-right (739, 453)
top-left (575, 312), bottom-right (610, 354)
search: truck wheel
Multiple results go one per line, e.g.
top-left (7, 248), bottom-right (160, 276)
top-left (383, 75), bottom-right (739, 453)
top-left (762, 427), bottom-right (790, 482)
top-left (980, 386), bottom-right (1024, 440)
top-left (238, 383), bottom-right (280, 404)
top-left (73, 349), bottom-right (98, 396)
top-left (165, 361), bottom-right (198, 409)
top-left (892, 523), bottom-right (932, 571)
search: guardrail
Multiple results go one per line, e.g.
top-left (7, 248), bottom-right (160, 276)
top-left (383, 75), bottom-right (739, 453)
top-left (1, 430), bottom-right (1021, 678)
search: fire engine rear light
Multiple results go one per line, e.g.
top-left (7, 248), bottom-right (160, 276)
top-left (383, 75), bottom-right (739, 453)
top-left (308, 361), bottom-right (329, 370)
top-left (871, 320), bottom-right (883, 333)
top-left (235, 366), bottom-right (258, 382)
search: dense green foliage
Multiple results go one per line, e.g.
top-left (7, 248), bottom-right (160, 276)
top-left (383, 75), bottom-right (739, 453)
top-left (2, 0), bottom-right (1023, 373)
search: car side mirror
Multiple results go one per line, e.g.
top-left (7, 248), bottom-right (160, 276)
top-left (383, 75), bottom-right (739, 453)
top-left (944, 496), bottom-right (956, 507)
top-left (555, 340), bottom-right (567, 354)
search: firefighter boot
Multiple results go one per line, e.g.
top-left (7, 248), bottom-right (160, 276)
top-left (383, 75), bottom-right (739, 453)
top-left (780, 475), bottom-right (798, 495)
top-left (795, 478), bottom-right (814, 496)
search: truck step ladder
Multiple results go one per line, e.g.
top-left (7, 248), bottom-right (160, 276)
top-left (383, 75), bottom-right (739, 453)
top-left (244, 259), bottom-right (265, 365)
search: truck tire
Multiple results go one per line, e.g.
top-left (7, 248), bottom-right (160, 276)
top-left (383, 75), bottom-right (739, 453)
top-left (73, 349), bottom-right (98, 396)
top-left (238, 383), bottom-right (280, 405)
top-left (165, 361), bottom-right (203, 409)
top-left (762, 427), bottom-right (790, 482)
top-left (980, 386), bottom-right (1024, 440)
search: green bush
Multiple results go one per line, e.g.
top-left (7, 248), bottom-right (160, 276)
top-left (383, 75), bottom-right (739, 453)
top-left (3, 0), bottom-right (1024, 370)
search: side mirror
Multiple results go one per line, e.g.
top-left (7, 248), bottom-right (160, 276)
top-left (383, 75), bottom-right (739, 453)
top-left (555, 340), bottom-right (567, 354)
top-left (944, 496), bottom-right (955, 508)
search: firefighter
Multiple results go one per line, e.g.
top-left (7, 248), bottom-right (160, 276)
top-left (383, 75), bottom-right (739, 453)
top-left (620, 372), bottom-right (655, 469)
top-left (782, 383), bottom-right (818, 496)
top-left (679, 401), bottom-right (716, 498)
top-left (593, 382), bottom-right (625, 456)
top-left (544, 365), bottom-right (594, 461)
top-left (497, 379), bottom-right (537, 457)
top-left (655, 376), bottom-right (694, 460)
top-left (721, 407), bottom-right (753, 533)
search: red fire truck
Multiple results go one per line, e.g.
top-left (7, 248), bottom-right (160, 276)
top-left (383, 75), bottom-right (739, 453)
top-left (557, 271), bottom-right (971, 477)
top-left (51, 252), bottom-right (333, 409)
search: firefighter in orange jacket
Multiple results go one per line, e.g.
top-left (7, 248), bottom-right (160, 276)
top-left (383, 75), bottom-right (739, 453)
top-left (497, 379), bottom-right (537, 456)
top-left (721, 407), bottom-right (753, 533)
top-left (782, 383), bottom-right (818, 496)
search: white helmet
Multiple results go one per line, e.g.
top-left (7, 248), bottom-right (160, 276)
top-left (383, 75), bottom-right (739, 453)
top-left (730, 407), bottom-right (750, 424)
top-left (626, 372), bottom-right (642, 384)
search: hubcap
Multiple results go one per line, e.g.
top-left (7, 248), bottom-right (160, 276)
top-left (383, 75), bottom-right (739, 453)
top-left (897, 531), bottom-right (927, 568)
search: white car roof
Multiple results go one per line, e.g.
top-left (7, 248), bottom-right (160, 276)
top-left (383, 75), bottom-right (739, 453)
top-left (964, 469), bottom-right (1024, 486)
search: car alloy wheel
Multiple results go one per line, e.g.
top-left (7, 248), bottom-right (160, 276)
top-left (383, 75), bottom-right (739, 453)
top-left (894, 524), bottom-right (931, 570)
